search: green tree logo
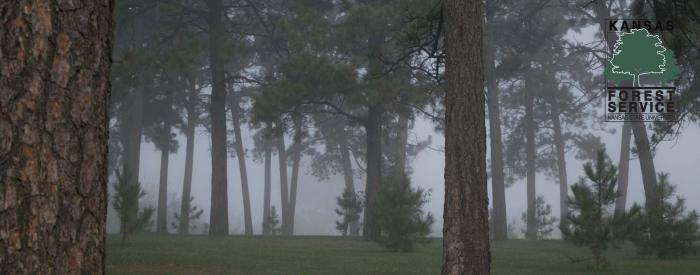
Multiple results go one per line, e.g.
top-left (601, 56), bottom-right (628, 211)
top-left (605, 28), bottom-right (680, 87)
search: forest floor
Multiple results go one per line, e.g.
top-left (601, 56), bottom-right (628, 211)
top-left (106, 234), bottom-right (700, 274)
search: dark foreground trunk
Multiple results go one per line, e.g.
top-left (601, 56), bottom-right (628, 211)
top-left (0, 1), bottom-right (114, 273)
top-left (442, 0), bottom-right (491, 273)
top-left (205, 0), bottom-right (229, 235)
top-left (363, 105), bottom-right (383, 239)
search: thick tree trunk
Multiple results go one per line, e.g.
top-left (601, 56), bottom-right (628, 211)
top-left (0, 1), bottom-right (114, 273)
top-left (524, 84), bottom-right (537, 240)
top-left (229, 97), bottom-right (253, 235)
top-left (262, 131), bottom-right (272, 235)
top-left (483, 11), bottom-right (507, 241)
top-left (615, 122), bottom-right (631, 214)
top-left (205, 0), bottom-right (229, 235)
top-left (276, 124), bottom-right (290, 235)
top-left (179, 100), bottom-right (196, 234)
top-left (551, 105), bottom-right (568, 228)
top-left (157, 133), bottom-right (170, 234)
top-left (363, 105), bottom-right (383, 239)
top-left (288, 115), bottom-right (303, 235)
top-left (442, 0), bottom-right (491, 273)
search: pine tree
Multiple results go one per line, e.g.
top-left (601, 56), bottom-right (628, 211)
top-left (335, 188), bottom-right (363, 236)
top-left (373, 174), bottom-right (434, 252)
top-left (112, 164), bottom-right (155, 245)
top-left (264, 206), bottom-right (282, 236)
top-left (521, 195), bottom-right (558, 239)
top-left (628, 173), bottom-right (700, 259)
top-left (561, 149), bottom-right (628, 270)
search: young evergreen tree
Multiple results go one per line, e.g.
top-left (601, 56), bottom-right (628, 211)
top-left (264, 206), bottom-right (282, 236)
top-left (521, 195), bottom-right (558, 240)
top-left (335, 188), bottom-right (363, 236)
top-left (373, 175), bottom-right (434, 252)
top-left (112, 164), bottom-right (155, 245)
top-left (628, 173), bottom-right (700, 259)
top-left (561, 149), bottom-right (628, 270)
top-left (171, 196), bottom-right (205, 234)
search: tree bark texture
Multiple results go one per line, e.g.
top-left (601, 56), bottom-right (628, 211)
top-left (442, 0), bottom-right (491, 273)
top-left (0, 0), bottom-right (114, 273)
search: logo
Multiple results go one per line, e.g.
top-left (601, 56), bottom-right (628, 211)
top-left (604, 20), bottom-right (680, 122)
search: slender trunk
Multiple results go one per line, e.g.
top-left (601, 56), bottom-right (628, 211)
top-left (206, 0), bottom-right (229, 235)
top-left (394, 112), bottom-right (409, 175)
top-left (179, 99), bottom-right (196, 234)
top-left (525, 84), bottom-right (537, 240)
top-left (483, 10), bottom-right (507, 241)
top-left (276, 124), bottom-right (290, 235)
top-left (288, 115), bottom-right (303, 235)
top-left (363, 105), bottom-right (383, 239)
top-left (262, 130), bottom-right (272, 235)
top-left (339, 130), bottom-right (359, 236)
top-left (0, 1), bottom-right (113, 272)
top-left (442, 0), bottom-right (491, 273)
top-left (615, 122), bottom-right (631, 214)
top-left (157, 132), bottom-right (170, 234)
top-left (229, 97), bottom-right (253, 235)
top-left (551, 104), bottom-right (568, 228)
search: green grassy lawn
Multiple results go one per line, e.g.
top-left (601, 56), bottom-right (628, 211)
top-left (107, 234), bottom-right (700, 274)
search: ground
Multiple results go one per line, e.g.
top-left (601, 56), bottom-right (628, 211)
top-left (107, 234), bottom-right (700, 274)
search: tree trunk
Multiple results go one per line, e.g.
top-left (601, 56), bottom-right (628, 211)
top-left (339, 129), bottom-right (360, 236)
top-left (288, 115), bottom-right (303, 235)
top-left (442, 0), bottom-right (491, 273)
top-left (483, 9), bottom-right (507, 241)
top-left (276, 123), bottom-right (290, 235)
top-left (524, 83), bottom-right (537, 240)
top-left (551, 104), bottom-right (568, 228)
top-left (363, 105), bottom-right (383, 239)
top-left (229, 97), bottom-right (253, 235)
top-left (205, 0), bottom-right (229, 235)
top-left (157, 130), bottom-right (170, 234)
top-left (125, 87), bottom-right (144, 200)
top-left (179, 99), bottom-right (196, 234)
top-left (615, 122), bottom-right (631, 214)
top-left (262, 129), bottom-right (272, 235)
top-left (0, 1), bottom-right (114, 273)
top-left (394, 112), bottom-right (409, 175)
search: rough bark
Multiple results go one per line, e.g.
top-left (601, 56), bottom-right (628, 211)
top-left (287, 114), bottom-right (303, 235)
top-left (0, 0), bottom-right (114, 273)
top-left (615, 122), bottom-right (631, 214)
top-left (524, 82), bottom-right (537, 240)
top-left (205, 0), bottom-right (229, 235)
top-left (338, 129), bottom-right (359, 236)
top-left (229, 96), bottom-right (253, 235)
top-left (483, 8), bottom-right (507, 241)
top-left (179, 96), bottom-right (196, 234)
top-left (262, 130), bottom-right (272, 235)
top-left (363, 105), bottom-right (383, 239)
top-left (551, 104), bottom-right (568, 228)
top-left (442, 0), bottom-right (491, 273)
top-left (276, 124), bottom-right (290, 235)
top-left (156, 128), bottom-right (170, 234)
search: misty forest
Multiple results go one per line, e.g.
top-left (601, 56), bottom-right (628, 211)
top-left (1, 0), bottom-right (700, 274)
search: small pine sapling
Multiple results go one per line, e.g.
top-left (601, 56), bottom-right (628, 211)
top-left (521, 195), bottom-right (558, 239)
top-left (112, 164), bottom-right (155, 244)
top-left (335, 187), bottom-right (363, 236)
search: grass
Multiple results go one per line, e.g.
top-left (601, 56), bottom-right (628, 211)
top-left (107, 234), bottom-right (700, 274)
